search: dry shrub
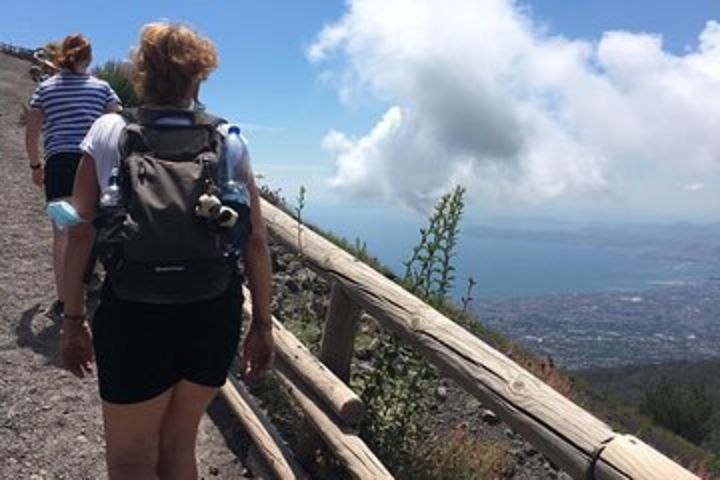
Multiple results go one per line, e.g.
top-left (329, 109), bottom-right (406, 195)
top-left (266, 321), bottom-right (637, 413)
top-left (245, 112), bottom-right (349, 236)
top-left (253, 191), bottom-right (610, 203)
top-left (691, 460), bottom-right (719, 480)
top-left (695, 465), bottom-right (710, 480)
top-left (417, 428), bottom-right (513, 479)
top-left (524, 356), bottom-right (573, 397)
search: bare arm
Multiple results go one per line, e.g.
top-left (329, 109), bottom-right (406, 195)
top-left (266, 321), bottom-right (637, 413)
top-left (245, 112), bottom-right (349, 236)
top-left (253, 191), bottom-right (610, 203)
top-left (105, 102), bottom-right (121, 113)
top-left (64, 154), bottom-right (99, 318)
top-left (243, 174), bottom-right (272, 329)
top-left (240, 173), bottom-right (274, 380)
top-left (25, 108), bottom-right (43, 166)
top-left (61, 153), bottom-right (98, 377)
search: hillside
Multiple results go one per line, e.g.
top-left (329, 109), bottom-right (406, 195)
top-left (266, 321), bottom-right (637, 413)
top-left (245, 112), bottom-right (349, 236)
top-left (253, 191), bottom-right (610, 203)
top-left (577, 358), bottom-right (720, 455)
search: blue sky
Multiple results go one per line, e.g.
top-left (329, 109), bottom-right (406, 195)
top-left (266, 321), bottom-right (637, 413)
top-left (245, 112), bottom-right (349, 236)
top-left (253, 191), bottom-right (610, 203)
top-left (2, 2), bottom-right (351, 189)
top-left (526, 0), bottom-right (717, 54)
top-left (3, 1), bottom-right (720, 225)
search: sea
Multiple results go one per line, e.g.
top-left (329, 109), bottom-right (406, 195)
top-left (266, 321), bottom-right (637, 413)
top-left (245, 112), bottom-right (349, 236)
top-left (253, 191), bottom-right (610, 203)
top-left (303, 203), bottom-right (720, 369)
top-left (305, 204), bottom-right (720, 300)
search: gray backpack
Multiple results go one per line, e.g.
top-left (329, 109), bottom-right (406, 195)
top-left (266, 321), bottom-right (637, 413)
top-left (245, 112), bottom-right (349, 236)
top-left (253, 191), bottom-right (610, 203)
top-left (95, 107), bottom-right (239, 304)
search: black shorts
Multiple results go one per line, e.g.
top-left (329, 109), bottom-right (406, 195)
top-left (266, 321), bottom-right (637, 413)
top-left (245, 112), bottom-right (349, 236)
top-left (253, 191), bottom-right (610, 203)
top-left (92, 277), bottom-right (243, 404)
top-left (44, 152), bottom-right (81, 201)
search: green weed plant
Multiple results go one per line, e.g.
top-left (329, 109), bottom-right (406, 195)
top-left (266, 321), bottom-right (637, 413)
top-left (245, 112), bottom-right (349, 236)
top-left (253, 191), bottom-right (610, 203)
top-left (92, 61), bottom-right (139, 108)
top-left (355, 186), bottom-right (480, 478)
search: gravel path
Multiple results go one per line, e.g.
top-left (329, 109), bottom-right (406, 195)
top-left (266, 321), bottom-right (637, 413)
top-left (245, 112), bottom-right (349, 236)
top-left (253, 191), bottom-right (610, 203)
top-left (0, 52), bottom-right (250, 480)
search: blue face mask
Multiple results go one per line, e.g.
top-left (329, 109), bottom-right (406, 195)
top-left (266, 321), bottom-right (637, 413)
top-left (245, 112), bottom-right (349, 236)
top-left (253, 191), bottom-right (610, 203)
top-left (46, 200), bottom-right (83, 228)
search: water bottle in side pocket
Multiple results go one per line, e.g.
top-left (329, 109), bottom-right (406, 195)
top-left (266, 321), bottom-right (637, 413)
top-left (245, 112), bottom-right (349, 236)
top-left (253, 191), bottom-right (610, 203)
top-left (220, 125), bottom-right (252, 257)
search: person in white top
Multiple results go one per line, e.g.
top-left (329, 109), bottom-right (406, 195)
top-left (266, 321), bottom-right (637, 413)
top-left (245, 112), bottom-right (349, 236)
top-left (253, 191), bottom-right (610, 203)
top-left (62, 22), bottom-right (274, 479)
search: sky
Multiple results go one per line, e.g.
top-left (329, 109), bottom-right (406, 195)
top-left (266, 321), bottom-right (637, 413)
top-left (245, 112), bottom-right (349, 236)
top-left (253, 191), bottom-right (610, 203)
top-left (3, 0), bottom-right (720, 225)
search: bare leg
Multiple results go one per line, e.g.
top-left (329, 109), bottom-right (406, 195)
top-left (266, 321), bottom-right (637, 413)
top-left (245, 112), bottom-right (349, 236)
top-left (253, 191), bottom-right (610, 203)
top-left (102, 389), bottom-right (174, 480)
top-left (158, 380), bottom-right (220, 480)
top-left (52, 224), bottom-right (68, 302)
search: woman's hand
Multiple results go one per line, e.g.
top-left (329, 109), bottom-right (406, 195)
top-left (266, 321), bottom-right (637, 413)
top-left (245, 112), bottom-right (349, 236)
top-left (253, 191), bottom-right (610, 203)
top-left (240, 175), bottom-right (274, 382)
top-left (60, 319), bottom-right (95, 378)
top-left (31, 165), bottom-right (44, 187)
top-left (241, 322), bottom-right (274, 382)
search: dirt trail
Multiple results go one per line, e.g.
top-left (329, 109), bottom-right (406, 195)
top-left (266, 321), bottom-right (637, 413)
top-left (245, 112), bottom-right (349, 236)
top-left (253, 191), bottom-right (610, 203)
top-left (0, 52), bottom-right (250, 479)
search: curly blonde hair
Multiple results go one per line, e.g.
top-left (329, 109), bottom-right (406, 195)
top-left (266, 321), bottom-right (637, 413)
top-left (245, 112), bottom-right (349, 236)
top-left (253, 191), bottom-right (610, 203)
top-left (132, 22), bottom-right (219, 105)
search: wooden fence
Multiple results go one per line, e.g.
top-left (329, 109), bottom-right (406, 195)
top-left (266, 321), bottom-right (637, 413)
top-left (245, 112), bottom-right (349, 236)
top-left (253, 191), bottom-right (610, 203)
top-left (218, 198), bottom-right (700, 480)
top-left (0, 42), bottom-right (35, 61)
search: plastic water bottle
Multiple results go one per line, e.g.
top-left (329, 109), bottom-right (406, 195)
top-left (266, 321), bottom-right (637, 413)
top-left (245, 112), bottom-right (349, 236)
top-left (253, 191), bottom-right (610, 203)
top-left (221, 126), bottom-right (251, 256)
top-left (100, 167), bottom-right (121, 208)
top-left (221, 126), bottom-right (250, 200)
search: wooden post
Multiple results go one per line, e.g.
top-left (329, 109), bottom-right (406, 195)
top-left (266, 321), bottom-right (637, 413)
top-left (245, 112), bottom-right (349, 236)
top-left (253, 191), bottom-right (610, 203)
top-left (275, 362), bottom-right (394, 479)
top-left (297, 282), bottom-right (363, 465)
top-left (319, 282), bottom-right (361, 383)
top-left (241, 286), bottom-right (365, 425)
top-left (219, 379), bottom-right (308, 480)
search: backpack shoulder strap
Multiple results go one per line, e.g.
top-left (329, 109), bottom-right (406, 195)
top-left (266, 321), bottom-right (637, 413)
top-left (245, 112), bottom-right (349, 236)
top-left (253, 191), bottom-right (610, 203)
top-left (118, 107), bottom-right (226, 129)
top-left (118, 108), bottom-right (227, 160)
top-left (193, 111), bottom-right (227, 129)
top-left (117, 108), bottom-right (147, 158)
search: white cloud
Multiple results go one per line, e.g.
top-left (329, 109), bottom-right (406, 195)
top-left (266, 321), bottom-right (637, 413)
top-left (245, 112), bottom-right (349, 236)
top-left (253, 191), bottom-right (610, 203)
top-left (309, 0), bottom-right (720, 213)
top-left (683, 182), bottom-right (705, 192)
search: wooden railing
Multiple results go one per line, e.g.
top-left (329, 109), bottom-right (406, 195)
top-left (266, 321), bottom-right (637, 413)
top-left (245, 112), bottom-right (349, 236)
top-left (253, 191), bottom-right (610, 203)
top-left (218, 198), bottom-right (700, 480)
top-left (0, 42), bottom-right (35, 61)
top-left (1, 43), bottom-right (59, 79)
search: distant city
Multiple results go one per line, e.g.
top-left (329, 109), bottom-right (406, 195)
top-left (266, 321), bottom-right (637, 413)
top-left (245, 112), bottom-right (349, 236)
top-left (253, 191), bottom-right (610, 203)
top-left (475, 279), bottom-right (720, 370)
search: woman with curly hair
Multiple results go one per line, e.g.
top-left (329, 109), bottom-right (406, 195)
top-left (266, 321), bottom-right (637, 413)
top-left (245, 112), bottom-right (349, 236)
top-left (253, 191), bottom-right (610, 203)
top-left (26, 34), bottom-right (121, 319)
top-left (61, 23), bottom-right (274, 479)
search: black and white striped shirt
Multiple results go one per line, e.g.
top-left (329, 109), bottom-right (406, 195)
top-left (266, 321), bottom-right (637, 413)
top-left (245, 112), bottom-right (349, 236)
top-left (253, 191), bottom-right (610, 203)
top-left (30, 71), bottom-right (120, 158)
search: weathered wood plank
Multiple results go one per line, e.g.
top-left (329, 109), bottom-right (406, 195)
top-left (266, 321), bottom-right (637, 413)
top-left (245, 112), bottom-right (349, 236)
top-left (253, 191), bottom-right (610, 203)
top-left (260, 198), bottom-right (699, 480)
top-left (242, 286), bottom-right (365, 425)
top-left (320, 282), bottom-right (361, 383)
top-left (597, 435), bottom-right (700, 480)
top-left (219, 379), bottom-right (308, 480)
top-left (274, 361), bottom-right (394, 480)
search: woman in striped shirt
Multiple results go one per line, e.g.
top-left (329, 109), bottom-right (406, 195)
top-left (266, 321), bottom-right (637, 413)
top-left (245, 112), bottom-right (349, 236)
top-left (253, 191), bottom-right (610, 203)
top-left (26, 34), bottom-right (120, 319)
